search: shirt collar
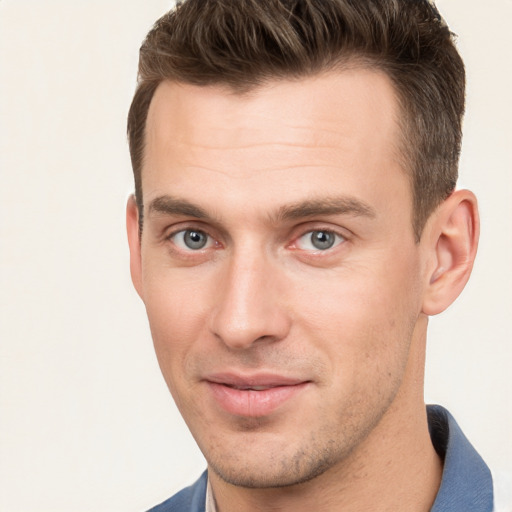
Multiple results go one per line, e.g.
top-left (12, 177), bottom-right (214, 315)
top-left (206, 405), bottom-right (493, 512)
top-left (205, 477), bottom-right (216, 512)
top-left (428, 404), bottom-right (493, 512)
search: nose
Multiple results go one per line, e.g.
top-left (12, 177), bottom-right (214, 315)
top-left (209, 251), bottom-right (291, 350)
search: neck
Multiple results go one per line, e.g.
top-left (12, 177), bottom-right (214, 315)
top-left (209, 315), bottom-right (442, 512)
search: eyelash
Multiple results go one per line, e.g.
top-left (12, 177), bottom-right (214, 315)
top-left (166, 227), bottom-right (218, 252)
top-left (293, 229), bottom-right (346, 252)
top-left (165, 226), bottom-right (349, 257)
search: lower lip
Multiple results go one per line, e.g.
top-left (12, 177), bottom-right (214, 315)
top-left (207, 382), bottom-right (309, 418)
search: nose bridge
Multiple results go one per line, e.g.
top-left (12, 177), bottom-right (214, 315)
top-left (210, 243), bottom-right (290, 349)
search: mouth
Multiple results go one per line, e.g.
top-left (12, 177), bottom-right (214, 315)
top-left (223, 383), bottom-right (287, 391)
top-left (205, 373), bottom-right (310, 418)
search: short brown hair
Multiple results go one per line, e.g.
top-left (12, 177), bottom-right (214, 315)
top-left (128, 0), bottom-right (465, 240)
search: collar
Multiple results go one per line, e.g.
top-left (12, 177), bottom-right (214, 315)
top-left (206, 405), bottom-right (494, 512)
top-left (428, 404), bottom-right (493, 511)
top-left (205, 478), bottom-right (216, 512)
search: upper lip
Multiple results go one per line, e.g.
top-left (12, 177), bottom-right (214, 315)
top-left (205, 372), bottom-right (308, 389)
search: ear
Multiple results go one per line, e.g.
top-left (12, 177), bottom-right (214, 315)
top-left (126, 195), bottom-right (144, 300)
top-left (421, 190), bottom-right (480, 316)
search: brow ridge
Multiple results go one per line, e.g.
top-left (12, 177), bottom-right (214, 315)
top-left (148, 195), bottom-right (210, 219)
top-left (272, 197), bottom-right (376, 223)
top-left (147, 194), bottom-right (376, 225)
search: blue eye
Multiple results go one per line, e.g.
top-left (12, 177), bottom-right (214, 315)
top-left (171, 229), bottom-right (212, 250)
top-left (296, 230), bottom-right (344, 251)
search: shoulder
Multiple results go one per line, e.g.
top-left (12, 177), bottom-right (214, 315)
top-left (493, 470), bottom-right (512, 512)
top-left (147, 471), bottom-right (208, 512)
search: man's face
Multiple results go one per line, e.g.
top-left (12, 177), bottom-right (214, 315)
top-left (129, 70), bottom-right (431, 487)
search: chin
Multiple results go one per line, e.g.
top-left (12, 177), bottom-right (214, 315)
top-left (206, 440), bottom-right (346, 489)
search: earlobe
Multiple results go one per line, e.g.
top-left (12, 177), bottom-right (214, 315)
top-left (126, 195), bottom-right (144, 300)
top-left (422, 190), bottom-right (479, 316)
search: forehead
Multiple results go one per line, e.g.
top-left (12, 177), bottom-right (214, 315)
top-left (143, 70), bottom-right (410, 222)
top-left (146, 70), bottom-right (400, 159)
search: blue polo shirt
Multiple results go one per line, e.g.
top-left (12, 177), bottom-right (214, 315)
top-left (148, 405), bottom-right (495, 511)
top-left (428, 405), bottom-right (493, 511)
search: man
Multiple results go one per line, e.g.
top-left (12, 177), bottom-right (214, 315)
top-left (126, 0), bottom-right (510, 510)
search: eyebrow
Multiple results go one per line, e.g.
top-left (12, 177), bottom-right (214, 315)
top-left (147, 194), bottom-right (376, 224)
top-left (148, 195), bottom-right (210, 219)
top-left (272, 197), bottom-right (376, 223)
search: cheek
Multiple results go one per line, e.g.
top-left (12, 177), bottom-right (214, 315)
top-left (292, 256), bottom-right (422, 377)
top-left (296, 281), bottom-right (418, 433)
top-left (142, 272), bottom-right (211, 387)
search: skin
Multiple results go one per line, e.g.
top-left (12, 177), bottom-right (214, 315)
top-left (127, 70), bottom-right (479, 511)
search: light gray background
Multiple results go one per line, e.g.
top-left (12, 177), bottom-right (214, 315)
top-left (1, 1), bottom-right (510, 510)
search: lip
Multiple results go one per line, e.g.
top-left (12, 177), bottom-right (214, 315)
top-left (205, 373), bottom-right (310, 418)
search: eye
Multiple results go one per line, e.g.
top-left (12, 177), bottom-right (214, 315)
top-left (296, 230), bottom-right (345, 251)
top-left (170, 229), bottom-right (213, 251)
